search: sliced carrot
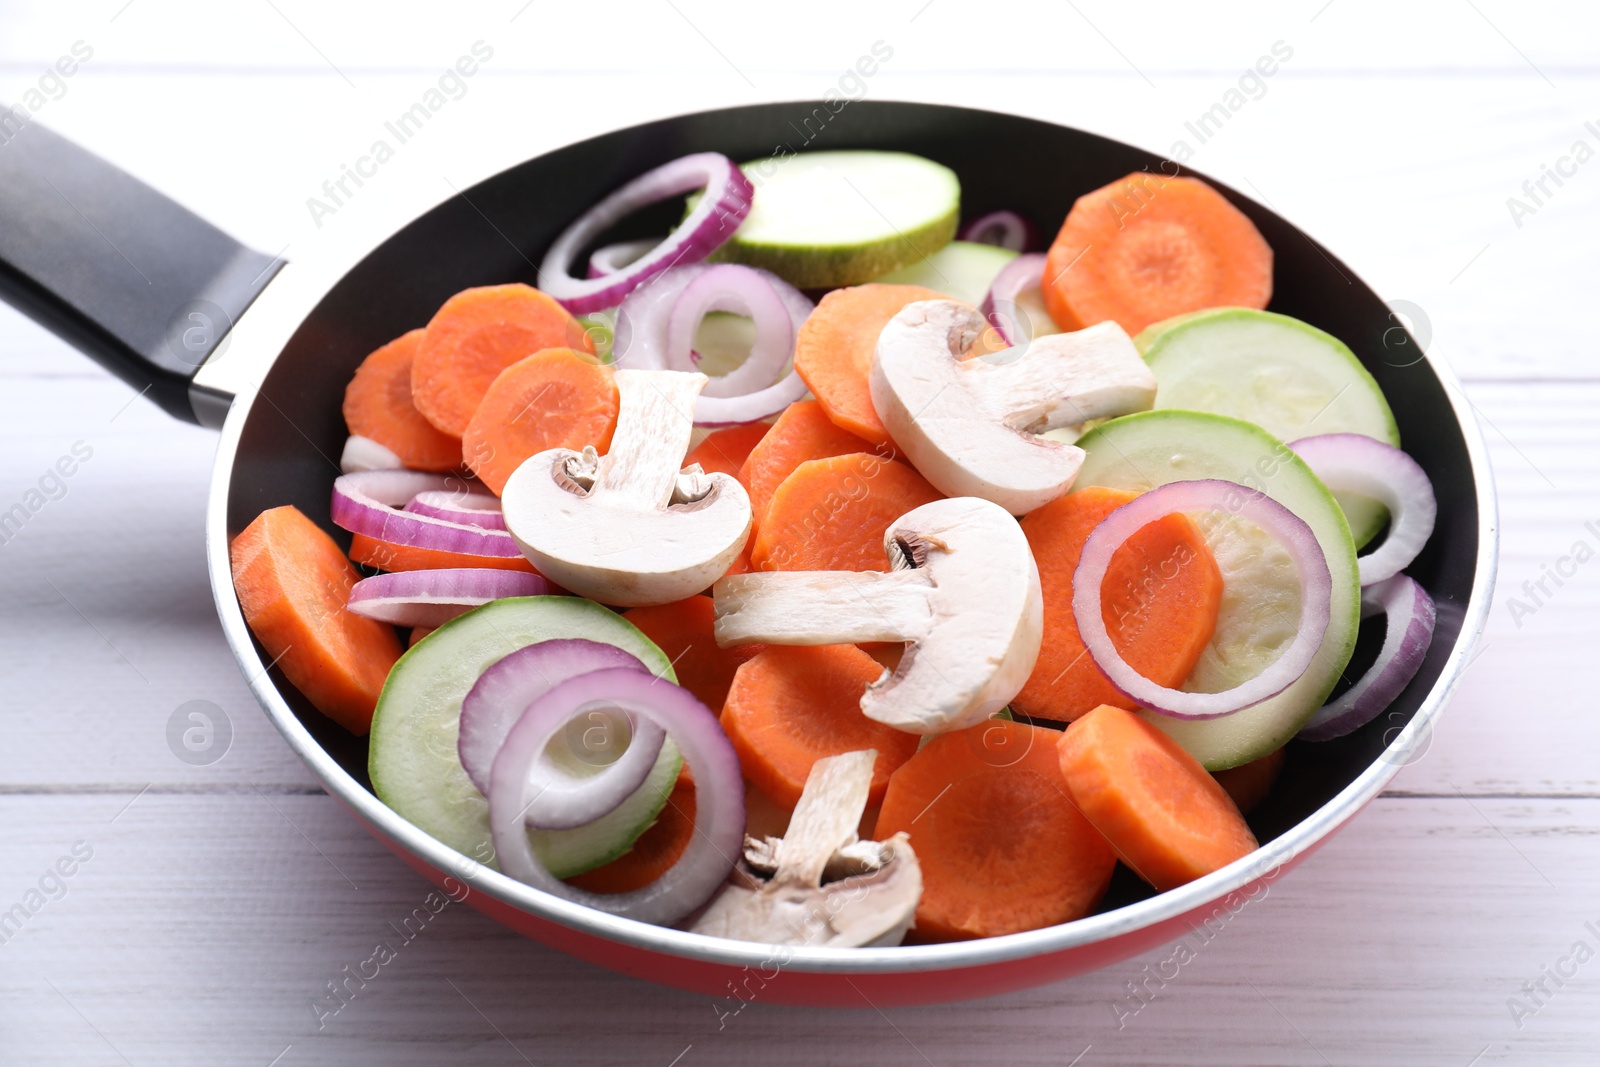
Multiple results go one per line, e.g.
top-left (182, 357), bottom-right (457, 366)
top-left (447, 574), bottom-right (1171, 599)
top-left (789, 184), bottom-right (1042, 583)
top-left (461, 348), bottom-right (619, 495)
top-left (411, 284), bottom-right (593, 437)
top-left (622, 595), bottom-right (762, 714)
top-left (1013, 487), bottom-right (1222, 723)
top-left (566, 771), bottom-right (695, 894)
top-left (738, 399), bottom-right (875, 524)
top-left (347, 532), bottom-right (537, 574)
top-left (686, 422), bottom-right (770, 481)
top-left (875, 719), bottom-right (1116, 941)
top-left (1212, 746), bottom-right (1286, 815)
top-left (793, 284), bottom-right (950, 446)
top-left (751, 452), bottom-right (942, 573)
top-left (720, 644), bottom-right (919, 809)
top-left (342, 329), bottom-right (462, 471)
top-left (1042, 172), bottom-right (1272, 335)
top-left (230, 506), bottom-right (402, 735)
top-left (408, 626), bottom-right (434, 648)
top-left (1057, 705), bottom-right (1259, 892)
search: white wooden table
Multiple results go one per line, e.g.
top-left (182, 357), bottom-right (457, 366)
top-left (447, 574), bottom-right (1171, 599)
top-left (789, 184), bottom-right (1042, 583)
top-left (3, 3), bottom-right (1597, 1063)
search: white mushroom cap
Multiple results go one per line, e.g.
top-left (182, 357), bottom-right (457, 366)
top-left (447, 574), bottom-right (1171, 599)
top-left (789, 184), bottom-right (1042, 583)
top-left (870, 300), bottom-right (1156, 515)
top-left (501, 369), bottom-right (751, 606)
top-left (714, 496), bottom-right (1043, 734)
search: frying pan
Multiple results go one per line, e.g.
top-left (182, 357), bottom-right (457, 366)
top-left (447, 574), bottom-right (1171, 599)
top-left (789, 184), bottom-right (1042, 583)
top-left (0, 100), bottom-right (1497, 1006)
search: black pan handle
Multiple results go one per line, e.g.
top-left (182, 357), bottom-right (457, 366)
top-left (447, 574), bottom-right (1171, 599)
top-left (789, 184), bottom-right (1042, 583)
top-left (0, 119), bottom-right (284, 423)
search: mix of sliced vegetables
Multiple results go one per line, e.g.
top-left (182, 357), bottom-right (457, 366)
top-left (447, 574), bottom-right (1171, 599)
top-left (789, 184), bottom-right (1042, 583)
top-left (231, 149), bottom-right (1440, 946)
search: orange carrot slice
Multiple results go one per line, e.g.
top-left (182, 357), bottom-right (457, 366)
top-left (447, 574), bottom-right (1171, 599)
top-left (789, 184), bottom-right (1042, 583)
top-left (230, 506), bottom-right (402, 734)
top-left (342, 329), bottom-right (463, 471)
top-left (874, 719), bottom-right (1116, 941)
top-left (793, 284), bottom-right (951, 446)
top-left (750, 452), bottom-right (942, 572)
top-left (461, 348), bottom-right (619, 495)
top-left (566, 771), bottom-right (695, 894)
top-left (1212, 746), bottom-right (1286, 815)
top-left (408, 626), bottom-right (434, 648)
top-left (1057, 705), bottom-right (1259, 892)
top-left (347, 532), bottom-right (537, 574)
top-left (686, 422), bottom-right (770, 481)
top-left (622, 595), bottom-right (762, 714)
top-left (720, 644), bottom-right (918, 808)
top-left (1013, 487), bottom-right (1222, 723)
top-left (1042, 173), bottom-right (1272, 335)
top-left (737, 399), bottom-right (875, 524)
top-left (411, 284), bottom-right (593, 437)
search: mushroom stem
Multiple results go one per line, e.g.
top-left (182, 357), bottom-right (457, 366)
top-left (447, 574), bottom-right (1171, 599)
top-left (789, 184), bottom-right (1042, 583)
top-left (714, 570), bottom-right (934, 647)
top-left (771, 749), bottom-right (876, 886)
top-left (984, 321), bottom-right (1156, 434)
top-left (501, 368), bottom-right (751, 606)
top-left (594, 369), bottom-right (706, 508)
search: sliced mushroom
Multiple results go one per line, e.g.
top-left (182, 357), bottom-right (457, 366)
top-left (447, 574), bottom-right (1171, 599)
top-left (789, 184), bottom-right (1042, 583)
top-left (870, 299), bottom-right (1156, 515)
top-left (713, 496), bottom-right (1042, 734)
top-left (690, 750), bottom-right (922, 947)
top-left (501, 369), bottom-right (752, 606)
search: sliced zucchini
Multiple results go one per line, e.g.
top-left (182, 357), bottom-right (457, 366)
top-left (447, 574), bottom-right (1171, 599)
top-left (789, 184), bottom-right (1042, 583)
top-left (711, 150), bottom-right (960, 288)
top-left (1136, 308), bottom-right (1400, 547)
top-left (369, 596), bottom-right (680, 877)
top-left (1074, 410), bottom-right (1361, 769)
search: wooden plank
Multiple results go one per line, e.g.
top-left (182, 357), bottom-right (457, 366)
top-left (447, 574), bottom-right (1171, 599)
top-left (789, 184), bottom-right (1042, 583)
top-left (0, 792), bottom-right (1594, 1064)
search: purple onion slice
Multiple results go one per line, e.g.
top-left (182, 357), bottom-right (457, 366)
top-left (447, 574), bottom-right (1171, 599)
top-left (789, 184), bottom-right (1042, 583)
top-left (331, 470), bottom-right (523, 558)
top-left (1073, 479), bottom-right (1333, 720)
top-left (537, 153), bottom-right (753, 314)
top-left (1298, 574), bottom-right (1436, 742)
top-left (1290, 433), bottom-right (1437, 587)
top-left (489, 667), bottom-right (744, 924)
top-left (959, 209), bottom-right (1038, 252)
top-left (347, 568), bottom-right (546, 628)
top-left (460, 639), bottom-right (662, 830)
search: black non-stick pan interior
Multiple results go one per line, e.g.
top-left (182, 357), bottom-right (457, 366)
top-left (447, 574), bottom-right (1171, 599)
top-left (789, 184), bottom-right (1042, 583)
top-left (225, 100), bottom-right (1480, 910)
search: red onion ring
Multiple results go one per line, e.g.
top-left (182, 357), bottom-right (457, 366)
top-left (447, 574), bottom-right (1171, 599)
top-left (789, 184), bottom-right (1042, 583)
top-left (331, 470), bottom-right (525, 558)
top-left (339, 435), bottom-right (403, 474)
top-left (959, 209), bottom-right (1038, 252)
top-left (978, 252), bottom-right (1047, 349)
top-left (1072, 479), bottom-right (1333, 720)
top-left (586, 238), bottom-right (658, 279)
top-left (346, 568), bottom-right (547, 628)
top-left (537, 153), bottom-right (753, 314)
top-left (1298, 574), bottom-right (1436, 741)
top-left (666, 264), bottom-right (794, 399)
top-left (405, 489), bottom-right (506, 531)
top-left (1289, 434), bottom-right (1437, 587)
top-left (613, 264), bottom-right (812, 426)
top-left (461, 640), bottom-right (663, 829)
top-left (489, 667), bottom-right (744, 924)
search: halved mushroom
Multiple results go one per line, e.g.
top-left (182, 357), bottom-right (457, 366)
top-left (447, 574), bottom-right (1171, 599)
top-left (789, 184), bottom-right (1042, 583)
top-left (690, 749), bottom-right (922, 947)
top-left (869, 299), bottom-right (1156, 515)
top-left (713, 496), bottom-right (1042, 734)
top-left (501, 369), bottom-right (752, 606)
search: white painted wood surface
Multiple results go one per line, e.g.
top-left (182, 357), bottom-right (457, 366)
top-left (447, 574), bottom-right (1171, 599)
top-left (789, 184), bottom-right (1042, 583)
top-left (2, 2), bottom-right (1598, 1063)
